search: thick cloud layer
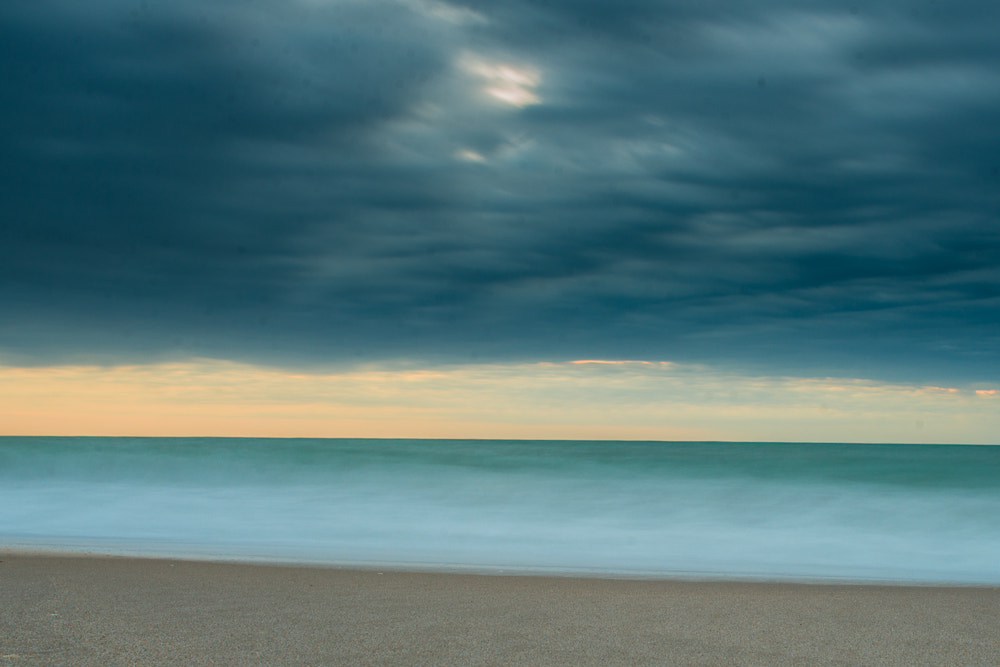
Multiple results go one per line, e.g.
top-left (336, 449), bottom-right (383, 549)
top-left (2, 0), bottom-right (998, 381)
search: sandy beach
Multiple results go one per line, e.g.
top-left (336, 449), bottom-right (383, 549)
top-left (1, 553), bottom-right (998, 666)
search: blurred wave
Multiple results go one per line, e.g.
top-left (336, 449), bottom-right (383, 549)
top-left (2, 437), bottom-right (998, 582)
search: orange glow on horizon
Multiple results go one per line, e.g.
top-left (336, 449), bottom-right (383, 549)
top-left (0, 359), bottom-right (997, 443)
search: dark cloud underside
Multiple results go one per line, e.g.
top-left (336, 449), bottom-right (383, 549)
top-left (1, 0), bottom-right (998, 381)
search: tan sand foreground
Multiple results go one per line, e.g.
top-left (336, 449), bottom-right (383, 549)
top-left (1, 553), bottom-right (998, 666)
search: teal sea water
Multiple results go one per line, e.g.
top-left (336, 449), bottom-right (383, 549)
top-left (2, 437), bottom-right (999, 583)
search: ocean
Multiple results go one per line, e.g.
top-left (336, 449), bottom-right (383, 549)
top-left (2, 437), bottom-right (998, 583)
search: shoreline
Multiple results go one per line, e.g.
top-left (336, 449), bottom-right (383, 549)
top-left (2, 544), bottom-right (998, 588)
top-left (3, 552), bottom-right (999, 665)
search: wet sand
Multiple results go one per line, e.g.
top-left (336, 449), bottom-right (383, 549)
top-left (1, 553), bottom-right (998, 666)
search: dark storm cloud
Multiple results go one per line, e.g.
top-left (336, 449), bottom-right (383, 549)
top-left (1, 0), bottom-right (998, 381)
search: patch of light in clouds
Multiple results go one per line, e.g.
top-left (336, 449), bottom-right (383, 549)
top-left (455, 148), bottom-right (486, 162)
top-left (459, 53), bottom-right (542, 107)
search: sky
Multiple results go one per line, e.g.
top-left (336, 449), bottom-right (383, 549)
top-left (1, 0), bottom-right (998, 441)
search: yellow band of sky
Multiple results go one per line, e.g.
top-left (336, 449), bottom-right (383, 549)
top-left (1, 359), bottom-right (997, 443)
